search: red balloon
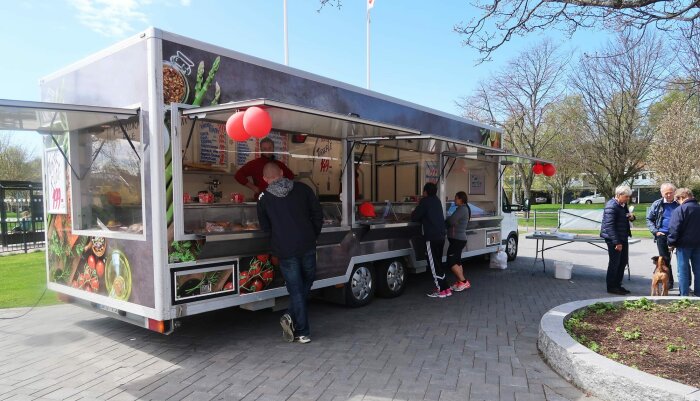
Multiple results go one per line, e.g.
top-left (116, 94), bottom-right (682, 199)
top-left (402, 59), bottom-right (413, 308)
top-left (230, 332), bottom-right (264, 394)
top-left (226, 112), bottom-right (249, 141)
top-left (532, 163), bottom-right (544, 175)
top-left (543, 164), bottom-right (556, 176)
top-left (243, 107), bottom-right (272, 138)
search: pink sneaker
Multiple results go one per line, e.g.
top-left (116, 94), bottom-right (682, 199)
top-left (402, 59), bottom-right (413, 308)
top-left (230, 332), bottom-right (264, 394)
top-left (427, 288), bottom-right (452, 298)
top-left (451, 280), bottom-right (471, 292)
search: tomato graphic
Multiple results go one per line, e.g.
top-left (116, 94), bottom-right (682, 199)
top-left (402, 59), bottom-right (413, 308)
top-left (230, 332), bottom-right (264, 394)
top-left (238, 271), bottom-right (249, 288)
top-left (87, 254), bottom-right (96, 269)
top-left (261, 269), bottom-right (274, 284)
top-left (96, 259), bottom-right (105, 278)
top-left (270, 256), bottom-right (279, 266)
top-left (248, 260), bottom-right (262, 277)
top-left (256, 254), bottom-right (270, 263)
top-left (252, 279), bottom-right (264, 292)
top-left (223, 281), bottom-right (234, 291)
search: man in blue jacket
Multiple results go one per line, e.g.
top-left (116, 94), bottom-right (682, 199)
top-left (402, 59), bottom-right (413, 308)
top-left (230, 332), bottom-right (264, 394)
top-left (258, 162), bottom-right (323, 343)
top-left (412, 182), bottom-right (450, 298)
top-left (600, 185), bottom-right (636, 295)
top-left (646, 183), bottom-right (679, 289)
top-left (667, 188), bottom-right (700, 297)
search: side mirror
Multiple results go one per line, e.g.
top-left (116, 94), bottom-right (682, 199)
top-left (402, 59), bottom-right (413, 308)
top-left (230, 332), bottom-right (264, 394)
top-left (502, 204), bottom-right (522, 213)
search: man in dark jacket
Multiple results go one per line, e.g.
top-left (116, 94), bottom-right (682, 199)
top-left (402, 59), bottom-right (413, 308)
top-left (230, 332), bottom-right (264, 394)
top-left (235, 138), bottom-right (294, 199)
top-left (667, 188), bottom-right (700, 297)
top-left (646, 183), bottom-right (678, 289)
top-left (257, 162), bottom-right (323, 343)
top-left (600, 185), bottom-right (636, 295)
top-left (411, 182), bottom-right (450, 298)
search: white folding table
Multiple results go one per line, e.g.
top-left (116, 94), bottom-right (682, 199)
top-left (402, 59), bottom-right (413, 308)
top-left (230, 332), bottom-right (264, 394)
top-left (525, 233), bottom-right (641, 279)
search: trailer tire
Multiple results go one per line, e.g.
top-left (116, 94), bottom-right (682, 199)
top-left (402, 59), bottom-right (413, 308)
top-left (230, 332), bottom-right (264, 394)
top-left (376, 259), bottom-right (406, 298)
top-left (506, 233), bottom-right (518, 261)
top-left (345, 265), bottom-right (374, 307)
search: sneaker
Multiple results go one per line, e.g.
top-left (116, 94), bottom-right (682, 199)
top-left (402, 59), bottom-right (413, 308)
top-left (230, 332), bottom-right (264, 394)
top-left (618, 287), bottom-right (631, 294)
top-left (294, 335), bottom-right (311, 344)
top-left (427, 289), bottom-right (452, 298)
top-left (280, 313), bottom-right (294, 343)
top-left (451, 280), bottom-right (471, 292)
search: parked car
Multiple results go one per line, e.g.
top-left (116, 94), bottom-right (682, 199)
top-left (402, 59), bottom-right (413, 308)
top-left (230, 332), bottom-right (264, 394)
top-left (570, 193), bottom-right (606, 204)
top-left (534, 196), bottom-right (548, 204)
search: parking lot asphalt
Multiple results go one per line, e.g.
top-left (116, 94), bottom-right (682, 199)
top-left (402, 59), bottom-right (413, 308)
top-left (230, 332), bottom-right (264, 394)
top-left (0, 235), bottom-right (663, 401)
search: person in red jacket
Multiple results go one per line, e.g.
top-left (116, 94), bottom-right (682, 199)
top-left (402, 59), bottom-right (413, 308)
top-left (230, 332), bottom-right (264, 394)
top-left (235, 138), bottom-right (294, 199)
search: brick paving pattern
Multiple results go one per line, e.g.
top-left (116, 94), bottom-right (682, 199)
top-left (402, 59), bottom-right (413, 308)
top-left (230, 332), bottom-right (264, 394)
top-left (0, 236), bottom-right (661, 400)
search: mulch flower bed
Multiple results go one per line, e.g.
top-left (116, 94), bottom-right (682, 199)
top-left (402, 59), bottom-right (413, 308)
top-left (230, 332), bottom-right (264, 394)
top-left (566, 298), bottom-right (700, 388)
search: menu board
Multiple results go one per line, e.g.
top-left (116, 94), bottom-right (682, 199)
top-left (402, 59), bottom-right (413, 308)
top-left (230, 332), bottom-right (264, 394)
top-left (197, 122), bottom-right (227, 168)
top-left (469, 169), bottom-right (486, 195)
top-left (45, 148), bottom-right (67, 214)
top-left (424, 160), bottom-right (439, 184)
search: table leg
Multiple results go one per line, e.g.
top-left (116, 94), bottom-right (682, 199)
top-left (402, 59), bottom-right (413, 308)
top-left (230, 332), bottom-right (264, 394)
top-left (540, 239), bottom-right (546, 273)
top-left (531, 239), bottom-right (547, 274)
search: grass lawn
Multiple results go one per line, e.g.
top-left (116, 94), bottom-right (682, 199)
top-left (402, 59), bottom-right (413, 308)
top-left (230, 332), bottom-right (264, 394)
top-left (0, 251), bottom-right (60, 309)
top-left (520, 203), bottom-right (653, 239)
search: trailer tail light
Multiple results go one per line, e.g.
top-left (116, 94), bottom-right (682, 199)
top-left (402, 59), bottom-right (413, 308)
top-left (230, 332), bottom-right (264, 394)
top-left (147, 318), bottom-right (165, 333)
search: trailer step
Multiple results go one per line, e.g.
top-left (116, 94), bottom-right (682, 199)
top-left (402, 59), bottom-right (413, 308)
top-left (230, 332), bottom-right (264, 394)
top-left (240, 298), bottom-right (275, 311)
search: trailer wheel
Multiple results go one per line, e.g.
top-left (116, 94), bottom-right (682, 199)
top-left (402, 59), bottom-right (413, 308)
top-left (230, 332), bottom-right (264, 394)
top-left (345, 265), bottom-right (374, 307)
top-left (376, 259), bottom-right (406, 298)
top-left (506, 233), bottom-right (518, 261)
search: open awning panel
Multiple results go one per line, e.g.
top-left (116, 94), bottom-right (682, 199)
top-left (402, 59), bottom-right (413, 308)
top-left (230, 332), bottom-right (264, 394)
top-left (0, 99), bottom-right (138, 133)
top-left (182, 99), bottom-right (421, 140)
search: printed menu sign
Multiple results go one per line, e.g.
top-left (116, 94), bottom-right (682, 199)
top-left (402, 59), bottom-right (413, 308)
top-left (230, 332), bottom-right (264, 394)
top-left (46, 148), bottom-right (67, 214)
top-left (198, 122), bottom-right (227, 168)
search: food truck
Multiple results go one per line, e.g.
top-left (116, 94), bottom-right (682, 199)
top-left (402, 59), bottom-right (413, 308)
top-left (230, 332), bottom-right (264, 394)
top-left (0, 28), bottom-right (546, 333)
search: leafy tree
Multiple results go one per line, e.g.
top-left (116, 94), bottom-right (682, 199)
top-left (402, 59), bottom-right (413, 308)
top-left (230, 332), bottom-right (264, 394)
top-left (647, 91), bottom-right (700, 187)
top-left (569, 33), bottom-right (668, 198)
top-left (0, 133), bottom-right (41, 181)
top-left (540, 96), bottom-right (587, 204)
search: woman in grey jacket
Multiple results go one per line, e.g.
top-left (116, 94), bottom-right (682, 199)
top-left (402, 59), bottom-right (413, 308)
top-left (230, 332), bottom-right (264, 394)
top-left (446, 191), bottom-right (471, 292)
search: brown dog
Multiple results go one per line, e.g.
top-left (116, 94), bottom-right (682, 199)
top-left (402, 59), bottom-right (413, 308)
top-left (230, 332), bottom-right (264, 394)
top-left (651, 256), bottom-right (671, 296)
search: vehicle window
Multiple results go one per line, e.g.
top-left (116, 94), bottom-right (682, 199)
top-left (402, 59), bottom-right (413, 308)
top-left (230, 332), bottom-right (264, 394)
top-left (71, 115), bottom-right (144, 237)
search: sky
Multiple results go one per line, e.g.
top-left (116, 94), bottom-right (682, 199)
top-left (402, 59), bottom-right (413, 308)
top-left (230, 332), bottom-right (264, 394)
top-left (0, 0), bottom-right (612, 157)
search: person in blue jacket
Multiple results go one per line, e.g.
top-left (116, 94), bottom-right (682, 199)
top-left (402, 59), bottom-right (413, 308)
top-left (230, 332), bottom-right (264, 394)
top-left (646, 183), bottom-right (679, 289)
top-left (667, 188), bottom-right (700, 297)
top-left (600, 185), bottom-right (636, 295)
top-left (412, 182), bottom-right (450, 298)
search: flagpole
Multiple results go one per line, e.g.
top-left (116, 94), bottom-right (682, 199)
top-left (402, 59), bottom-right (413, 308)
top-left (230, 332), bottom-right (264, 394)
top-left (366, 9), bottom-right (370, 89)
top-left (284, 0), bottom-right (289, 65)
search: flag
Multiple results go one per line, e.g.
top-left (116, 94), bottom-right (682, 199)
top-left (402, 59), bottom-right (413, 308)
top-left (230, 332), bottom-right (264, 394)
top-left (367, 0), bottom-right (374, 10)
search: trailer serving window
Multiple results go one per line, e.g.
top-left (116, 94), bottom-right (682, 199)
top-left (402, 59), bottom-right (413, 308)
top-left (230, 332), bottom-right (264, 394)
top-left (173, 99), bottom-right (420, 242)
top-left (349, 135), bottom-right (507, 224)
top-left (0, 100), bottom-right (144, 240)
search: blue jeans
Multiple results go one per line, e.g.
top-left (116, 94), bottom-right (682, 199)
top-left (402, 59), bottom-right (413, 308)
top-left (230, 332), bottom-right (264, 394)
top-left (675, 248), bottom-right (700, 296)
top-left (279, 249), bottom-right (316, 337)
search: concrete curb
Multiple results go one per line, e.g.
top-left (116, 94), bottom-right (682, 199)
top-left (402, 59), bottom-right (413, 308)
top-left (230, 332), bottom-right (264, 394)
top-left (538, 296), bottom-right (700, 401)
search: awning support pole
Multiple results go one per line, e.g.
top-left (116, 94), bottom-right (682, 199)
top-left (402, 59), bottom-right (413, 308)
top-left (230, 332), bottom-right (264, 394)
top-left (116, 116), bottom-right (141, 161)
top-left (183, 116), bottom-right (198, 163)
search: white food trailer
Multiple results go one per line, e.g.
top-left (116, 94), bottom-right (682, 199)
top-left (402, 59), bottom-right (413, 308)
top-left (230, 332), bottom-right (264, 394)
top-left (0, 28), bottom-right (546, 333)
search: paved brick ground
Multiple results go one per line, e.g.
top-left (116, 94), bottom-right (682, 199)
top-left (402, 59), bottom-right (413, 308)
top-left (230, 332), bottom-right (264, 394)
top-left (0, 235), bottom-right (663, 401)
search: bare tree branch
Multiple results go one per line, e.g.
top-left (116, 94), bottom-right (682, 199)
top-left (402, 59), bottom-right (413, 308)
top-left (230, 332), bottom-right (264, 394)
top-left (456, 0), bottom-right (700, 62)
top-left (457, 40), bottom-right (569, 201)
